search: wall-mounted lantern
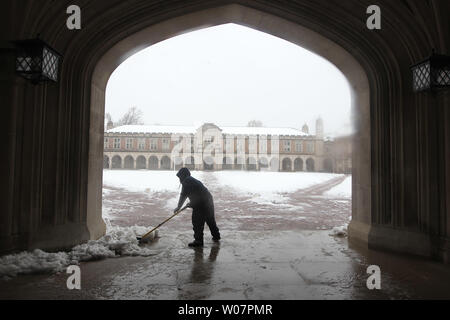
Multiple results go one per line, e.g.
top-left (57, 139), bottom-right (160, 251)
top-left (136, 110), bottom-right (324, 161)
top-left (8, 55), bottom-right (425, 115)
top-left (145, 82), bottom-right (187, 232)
top-left (11, 38), bottom-right (62, 84)
top-left (411, 51), bottom-right (450, 92)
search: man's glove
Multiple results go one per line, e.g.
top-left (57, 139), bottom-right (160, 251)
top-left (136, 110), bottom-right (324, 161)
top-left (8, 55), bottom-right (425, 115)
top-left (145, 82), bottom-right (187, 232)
top-left (173, 207), bottom-right (180, 214)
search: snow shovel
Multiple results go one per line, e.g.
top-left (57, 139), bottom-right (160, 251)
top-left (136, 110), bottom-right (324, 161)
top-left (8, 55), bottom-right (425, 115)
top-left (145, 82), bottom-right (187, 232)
top-left (137, 204), bottom-right (190, 243)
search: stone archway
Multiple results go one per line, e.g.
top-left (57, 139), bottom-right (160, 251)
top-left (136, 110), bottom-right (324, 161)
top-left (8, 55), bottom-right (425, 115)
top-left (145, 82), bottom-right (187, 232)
top-left (136, 156), bottom-right (147, 170)
top-left (149, 156), bottom-right (159, 170)
top-left (294, 158), bottom-right (303, 172)
top-left (161, 156), bottom-right (171, 170)
top-left (235, 157), bottom-right (245, 170)
top-left (247, 157), bottom-right (257, 171)
top-left (282, 158), bottom-right (292, 172)
top-left (3, 1), bottom-right (449, 261)
top-left (223, 157), bottom-right (233, 170)
top-left (124, 156), bottom-right (134, 169)
top-left (306, 158), bottom-right (315, 172)
top-left (90, 5), bottom-right (370, 253)
top-left (270, 158), bottom-right (280, 172)
top-left (259, 157), bottom-right (269, 170)
top-left (111, 156), bottom-right (122, 169)
top-left (103, 156), bottom-right (110, 169)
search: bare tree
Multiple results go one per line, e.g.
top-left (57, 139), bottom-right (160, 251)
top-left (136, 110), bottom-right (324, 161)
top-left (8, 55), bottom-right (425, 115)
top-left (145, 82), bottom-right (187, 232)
top-left (247, 120), bottom-right (263, 127)
top-left (116, 106), bottom-right (144, 126)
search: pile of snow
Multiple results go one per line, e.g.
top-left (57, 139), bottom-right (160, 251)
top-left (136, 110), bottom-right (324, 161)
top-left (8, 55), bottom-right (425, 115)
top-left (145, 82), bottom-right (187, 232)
top-left (330, 224), bottom-right (348, 237)
top-left (324, 176), bottom-right (352, 199)
top-left (0, 226), bottom-right (159, 279)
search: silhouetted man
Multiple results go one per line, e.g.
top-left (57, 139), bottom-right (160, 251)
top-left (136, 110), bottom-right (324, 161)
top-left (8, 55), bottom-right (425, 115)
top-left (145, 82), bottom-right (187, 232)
top-left (174, 168), bottom-right (221, 247)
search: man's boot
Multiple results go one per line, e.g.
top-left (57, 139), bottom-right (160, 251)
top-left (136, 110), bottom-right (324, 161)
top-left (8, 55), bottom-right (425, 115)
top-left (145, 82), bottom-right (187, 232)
top-left (188, 240), bottom-right (203, 247)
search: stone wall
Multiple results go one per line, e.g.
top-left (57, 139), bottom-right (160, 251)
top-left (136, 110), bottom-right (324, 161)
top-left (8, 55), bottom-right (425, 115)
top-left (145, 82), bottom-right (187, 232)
top-left (0, 0), bottom-right (448, 262)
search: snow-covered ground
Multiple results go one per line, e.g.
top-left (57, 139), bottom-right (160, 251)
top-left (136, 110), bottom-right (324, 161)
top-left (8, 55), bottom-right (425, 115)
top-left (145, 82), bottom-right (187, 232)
top-left (102, 170), bottom-right (182, 193)
top-left (324, 176), bottom-right (352, 199)
top-left (211, 171), bottom-right (342, 205)
top-left (209, 171), bottom-right (342, 194)
top-left (1, 170), bottom-right (352, 279)
top-left (102, 170), bottom-right (348, 204)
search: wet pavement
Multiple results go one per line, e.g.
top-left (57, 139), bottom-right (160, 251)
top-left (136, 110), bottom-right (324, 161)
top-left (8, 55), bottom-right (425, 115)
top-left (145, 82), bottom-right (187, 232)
top-left (1, 172), bottom-right (450, 300)
top-left (2, 230), bottom-right (450, 300)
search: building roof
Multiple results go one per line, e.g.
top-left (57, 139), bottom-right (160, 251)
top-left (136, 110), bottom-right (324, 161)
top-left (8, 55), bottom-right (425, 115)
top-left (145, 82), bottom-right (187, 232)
top-left (106, 124), bottom-right (310, 137)
top-left (220, 126), bottom-right (307, 136)
top-left (107, 125), bottom-right (197, 134)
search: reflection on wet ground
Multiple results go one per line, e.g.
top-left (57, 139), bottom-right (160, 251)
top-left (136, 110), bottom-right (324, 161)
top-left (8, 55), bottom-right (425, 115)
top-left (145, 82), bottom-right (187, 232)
top-left (1, 230), bottom-right (450, 300)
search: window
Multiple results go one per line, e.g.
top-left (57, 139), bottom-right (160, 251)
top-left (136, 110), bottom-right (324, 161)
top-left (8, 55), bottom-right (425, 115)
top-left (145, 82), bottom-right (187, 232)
top-left (237, 138), bottom-right (245, 153)
top-left (249, 137), bottom-right (257, 153)
top-left (126, 138), bottom-right (133, 149)
top-left (295, 141), bottom-right (303, 153)
top-left (114, 138), bottom-right (121, 149)
top-left (307, 141), bottom-right (315, 153)
top-left (162, 138), bottom-right (170, 151)
top-left (283, 140), bottom-right (291, 152)
top-left (204, 136), bottom-right (214, 144)
top-left (138, 138), bottom-right (146, 150)
top-left (150, 139), bottom-right (158, 151)
top-left (190, 138), bottom-right (195, 153)
top-left (104, 138), bottom-right (109, 149)
top-left (259, 138), bottom-right (267, 154)
top-left (225, 137), bottom-right (234, 153)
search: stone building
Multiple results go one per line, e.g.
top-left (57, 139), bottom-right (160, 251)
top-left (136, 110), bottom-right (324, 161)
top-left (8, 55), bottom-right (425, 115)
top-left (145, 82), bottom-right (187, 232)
top-left (104, 120), bottom-right (325, 172)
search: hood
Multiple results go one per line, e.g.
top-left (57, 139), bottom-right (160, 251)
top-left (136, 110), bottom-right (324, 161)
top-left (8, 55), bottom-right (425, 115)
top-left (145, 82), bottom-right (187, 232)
top-left (176, 168), bottom-right (191, 182)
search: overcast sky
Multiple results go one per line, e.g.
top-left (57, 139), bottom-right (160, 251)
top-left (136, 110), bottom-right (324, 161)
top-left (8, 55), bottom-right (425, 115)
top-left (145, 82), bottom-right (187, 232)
top-left (106, 23), bottom-right (352, 137)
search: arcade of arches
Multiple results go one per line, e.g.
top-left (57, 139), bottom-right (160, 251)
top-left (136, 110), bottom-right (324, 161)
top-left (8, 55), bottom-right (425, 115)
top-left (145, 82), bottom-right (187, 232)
top-left (1, 1), bottom-right (449, 265)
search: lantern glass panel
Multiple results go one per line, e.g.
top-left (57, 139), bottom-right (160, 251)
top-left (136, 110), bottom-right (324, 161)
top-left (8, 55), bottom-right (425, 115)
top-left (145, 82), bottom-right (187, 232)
top-left (432, 66), bottom-right (450, 87)
top-left (412, 61), bottom-right (431, 92)
top-left (42, 47), bottom-right (60, 81)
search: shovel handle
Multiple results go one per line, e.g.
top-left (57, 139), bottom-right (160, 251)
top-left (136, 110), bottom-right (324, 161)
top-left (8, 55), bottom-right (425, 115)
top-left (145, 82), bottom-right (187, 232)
top-left (139, 204), bottom-right (190, 240)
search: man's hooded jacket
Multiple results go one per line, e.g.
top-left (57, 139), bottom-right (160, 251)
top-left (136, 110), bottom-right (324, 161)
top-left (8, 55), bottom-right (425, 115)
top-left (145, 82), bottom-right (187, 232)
top-left (176, 168), bottom-right (212, 209)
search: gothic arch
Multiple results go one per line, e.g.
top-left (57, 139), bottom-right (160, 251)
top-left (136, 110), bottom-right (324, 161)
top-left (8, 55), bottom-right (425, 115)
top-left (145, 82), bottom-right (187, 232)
top-left (91, 4), bottom-right (371, 249)
top-left (3, 0), bottom-right (449, 261)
